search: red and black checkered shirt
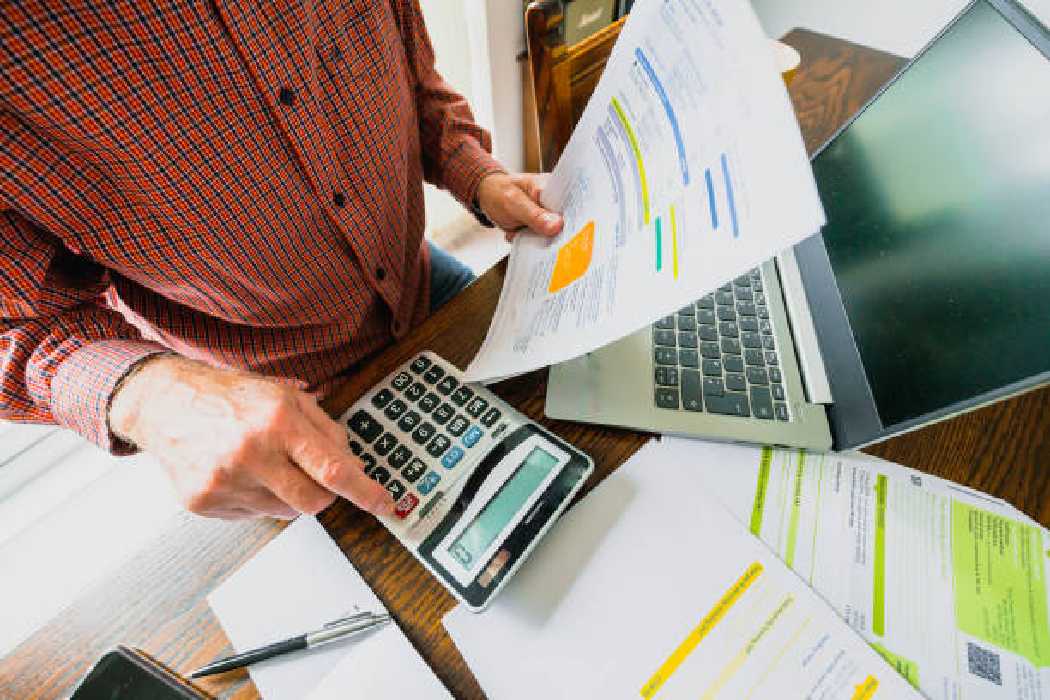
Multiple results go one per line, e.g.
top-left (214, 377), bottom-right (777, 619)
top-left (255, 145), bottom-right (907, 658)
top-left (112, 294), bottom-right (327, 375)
top-left (1, 1), bottom-right (503, 451)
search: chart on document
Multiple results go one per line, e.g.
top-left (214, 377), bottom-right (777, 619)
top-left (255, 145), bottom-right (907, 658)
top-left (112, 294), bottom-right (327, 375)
top-left (466, 0), bottom-right (825, 381)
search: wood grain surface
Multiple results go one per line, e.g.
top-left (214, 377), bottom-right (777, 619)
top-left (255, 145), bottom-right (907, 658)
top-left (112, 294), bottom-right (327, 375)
top-left (3, 29), bottom-right (1047, 700)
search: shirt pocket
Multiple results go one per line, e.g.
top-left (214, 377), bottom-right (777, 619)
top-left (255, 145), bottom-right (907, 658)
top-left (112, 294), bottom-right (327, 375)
top-left (326, 1), bottom-right (397, 80)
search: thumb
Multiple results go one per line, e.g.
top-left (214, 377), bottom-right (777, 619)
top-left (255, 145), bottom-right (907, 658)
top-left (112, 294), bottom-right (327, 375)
top-left (507, 188), bottom-right (563, 237)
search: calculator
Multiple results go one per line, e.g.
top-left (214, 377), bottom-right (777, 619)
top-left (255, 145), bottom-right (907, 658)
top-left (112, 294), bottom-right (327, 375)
top-left (338, 352), bottom-right (594, 611)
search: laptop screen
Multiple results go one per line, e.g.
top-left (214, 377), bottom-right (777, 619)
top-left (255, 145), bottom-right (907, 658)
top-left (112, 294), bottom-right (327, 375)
top-left (812, 1), bottom-right (1050, 426)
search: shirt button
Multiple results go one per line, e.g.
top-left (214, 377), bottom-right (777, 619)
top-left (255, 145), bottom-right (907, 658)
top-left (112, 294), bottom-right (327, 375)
top-left (375, 267), bottom-right (387, 281)
top-left (278, 87), bottom-right (296, 106)
top-left (333, 192), bottom-right (346, 208)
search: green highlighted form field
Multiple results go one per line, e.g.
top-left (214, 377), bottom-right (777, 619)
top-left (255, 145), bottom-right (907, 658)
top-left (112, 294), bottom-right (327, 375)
top-left (785, 451), bottom-right (805, 568)
top-left (871, 643), bottom-right (920, 689)
top-left (749, 447), bottom-right (773, 536)
top-left (873, 475), bottom-right (888, 637)
top-left (952, 501), bottom-right (1050, 666)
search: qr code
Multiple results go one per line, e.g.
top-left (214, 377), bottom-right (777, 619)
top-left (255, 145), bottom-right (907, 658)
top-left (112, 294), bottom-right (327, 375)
top-left (968, 642), bottom-right (1003, 685)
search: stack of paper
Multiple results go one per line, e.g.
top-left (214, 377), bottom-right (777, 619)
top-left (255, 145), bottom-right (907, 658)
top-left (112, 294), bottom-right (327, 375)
top-left (443, 440), bottom-right (920, 699)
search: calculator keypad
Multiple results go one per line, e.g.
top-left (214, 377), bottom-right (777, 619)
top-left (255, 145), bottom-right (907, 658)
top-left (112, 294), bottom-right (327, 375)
top-left (343, 353), bottom-right (515, 521)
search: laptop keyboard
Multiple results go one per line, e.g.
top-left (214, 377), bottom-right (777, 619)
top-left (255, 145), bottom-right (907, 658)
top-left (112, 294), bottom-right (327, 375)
top-left (652, 268), bottom-right (789, 421)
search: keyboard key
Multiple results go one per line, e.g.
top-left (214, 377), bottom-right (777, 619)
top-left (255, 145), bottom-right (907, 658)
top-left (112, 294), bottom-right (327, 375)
top-left (655, 367), bottom-right (679, 386)
top-left (755, 292), bottom-right (766, 305)
top-left (677, 332), bottom-right (698, 349)
top-left (775, 403), bottom-right (790, 421)
top-left (771, 383), bottom-right (785, 401)
top-left (753, 280), bottom-right (764, 293)
top-left (734, 287), bottom-right (753, 301)
top-left (394, 492), bottom-right (419, 519)
top-left (678, 304), bottom-right (695, 316)
top-left (698, 324), bottom-right (718, 342)
top-left (412, 422), bottom-right (436, 445)
top-left (654, 329), bottom-right (676, 346)
top-left (705, 392), bottom-right (750, 417)
top-left (716, 291), bottom-right (734, 305)
top-left (677, 315), bottom-right (696, 332)
top-left (382, 398), bottom-right (405, 421)
top-left (392, 372), bottom-right (413, 390)
top-left (703, 377), bottom-right (724, 397)
top-left (398, 410), bottom-right (421, 432)
top-left (450, 385), bottom-right (474, 406)
top-left (410, 356), bottom-right (432, 374)
top-left (655, 315), bottom-right (675, 330)
top-left (389, 445), bottom-right (412, 471)
top-left (719, 282), bottom-right (733, 293)
top-left (360, 453), bottom-right (377, 475)
top-left (740, 317), bottom-right (759, 332)
top-left (371, 466), bottom-right (391, 485)
top-left (751, 386), bottom-right (774, 420)
top-left (760, 319), bottom-right (773, 334)
top-left (762, 336), bottom-right (775, 351)
top-left (418, 471), bottom-right (441, 495)
top-left (419, 392), bottom-right (440, 413)
top-left (746, 366), bottom-right (769, 385)
top-left (719, 321), bottom-right (739, 338)
top-left (466, 396), bottom-right (489, 418)
top-left (758, 307), bottom-right (770, 319)
top-left (348, 410), bottom-right (383, 443)
top-left (734, 274), bottom-right (752, 287)
top-left (374, 433), bottom-right (397, 456)
top-left (437, 375), bottom-right (459, 395)
top-left (402, 458), bottom-right (426, 483)
top-left (433, 403), bottom-right (454, 425)
top-left (741, 332), bottom-right (762, 348)
top-left (717, 306), bottom-right (736, 321)
top-left (724, 355), bottom-right (744, 373)
top-left (348, 439), bottom-right (362, 456)
top-left (769, 368), bottom-right (783, 383)
top-left (679, 349), bottom-right (699, 368)
top-left (698, 295), bottom-right (715, 309)
top-left (765, 351), bottom-right (778, 366)
top-left (447, 415), bottom-right (469, 436)
top-left (698, 309), bottom-right (716, 325)
top-left (721, 338), bottom-right (741, 355)
top-left (726, 373), bottom-right (746, 391)
top-left (423, 365), bottom-right (445, 384)
top-left (654, 347), bottom-right (677, 365)
top-left (655, 386), bottom-right (679, 409)
top-left (371, 388), bottom-right (394, 409)
top-left (736, 302), bottom-right (756, 317)
top-left (442, 446), bottom-right (465, 469)
top-left (702, 358), bottom-right (723, 376)
top-left (427, 434), bottom-right (451, 458)
top-left (681, 369), bottom-right (702, 411)
top-left (405, 381), bottom-right (426, 402)
top-left (386, 479), bottom-right (406, 501)
top-left (700, 342), bottom-right (720, 359)
top-left (745, 349), bottom-right (764, 366)
top-left (481, 407), bottom-right (502, 427)
top-left (462, 427), bottom-right (483, 448)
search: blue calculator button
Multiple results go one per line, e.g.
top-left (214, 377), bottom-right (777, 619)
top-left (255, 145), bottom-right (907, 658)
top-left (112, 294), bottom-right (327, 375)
top-left (442, 446), bottom-right (465, 469)
top-left (418, 471), bottom-right (441, 495)
top-left (463, 426), bottom-right (483, 448)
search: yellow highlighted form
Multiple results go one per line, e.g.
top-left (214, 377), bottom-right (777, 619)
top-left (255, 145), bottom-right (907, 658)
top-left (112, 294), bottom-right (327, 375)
top-left (851, 675), bottom-right (880, 700)
top-left (670, 206), bottom-right (679, 279)
top-left (640, 562), bottom-right (763, 699)
top-left (548, 221), bottom-right (595, 293)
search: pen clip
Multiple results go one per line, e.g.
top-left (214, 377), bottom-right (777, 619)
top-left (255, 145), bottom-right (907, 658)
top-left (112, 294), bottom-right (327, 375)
top-left (322, 610), bottom-right (380, 629)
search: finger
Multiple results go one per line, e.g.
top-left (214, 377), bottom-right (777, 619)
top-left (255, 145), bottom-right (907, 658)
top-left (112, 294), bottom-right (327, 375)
top-left (296, 392), bottom-right (347, 448)
top-left (253, 456), bottom-right (337, 515)
top-left (238, 487), bottom-right (301, 520)
top-left (505, 188), bottom-right (562, 237)
top-left (283, 419), bottom-right (395, 516)
top-left (511, 173), bottom-right (545, 203)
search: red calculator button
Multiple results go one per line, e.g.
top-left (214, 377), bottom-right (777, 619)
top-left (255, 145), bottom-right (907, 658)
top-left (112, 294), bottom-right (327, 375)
top-left (394, 493), bottom-right (420, 519)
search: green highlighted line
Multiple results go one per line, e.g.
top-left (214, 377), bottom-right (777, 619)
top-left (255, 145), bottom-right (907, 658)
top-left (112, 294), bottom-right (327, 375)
top-left (873, 474), bottom-right (888, 637)
top-left (749, 447), bottom-right (773, 536)
top-left (785, 451), bottom-right (805, 568)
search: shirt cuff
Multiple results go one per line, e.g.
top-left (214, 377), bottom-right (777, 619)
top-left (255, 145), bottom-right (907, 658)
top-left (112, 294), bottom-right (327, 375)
top-left (442, 140), bottom-right (506, 210)
top-left (50, 339), bottom-right (170, 455)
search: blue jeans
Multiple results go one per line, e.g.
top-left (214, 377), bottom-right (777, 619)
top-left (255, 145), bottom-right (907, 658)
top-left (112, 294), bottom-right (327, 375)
top-left (428, 242), bottom-right (476, 313)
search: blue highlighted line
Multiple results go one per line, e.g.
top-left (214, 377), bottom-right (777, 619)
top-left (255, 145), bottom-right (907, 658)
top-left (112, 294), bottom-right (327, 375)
top-left (705, 168), bottom-right (718, 230)
top-left (635, 47), bottom-right (689, 186)
top-left (721, 153), bottom-right (739, 238)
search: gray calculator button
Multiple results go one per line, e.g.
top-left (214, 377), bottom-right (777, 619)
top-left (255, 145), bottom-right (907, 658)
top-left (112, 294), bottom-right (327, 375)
top-left (398, 411), bottom-right (421, 432)
top-left (348, 410), bottom-right (383, 443)
top-left (432, 403), bottom-right (454, 425)
top-left (371, 388), bottom-right (394, 409)
top-left (348, 440), bottom-right (362, 456)
top-left (383, 399), bottom-right (407, 420)
top-left (451, 385), bottom-right (474, 407)
top-left (409, 356), bottom-right (431, 374)
top-left (371, 466), bottom-right (390, 485)
top-left (481, 407), bottom-right (502, 428)
top-left (389, 445), bottom-right (412, 471)
top-left (423, 365), bottom-right (445, 384)
top-left (427, 435), bottom-right (451, 458)
top-left (437, 375), bottom-right (458, 395)
top-left (466, 397), bottom-right (489, 418)
top-left (401, 458), bottom-right (426, 483)
top-left (386, 479), bottom-right (406, 501)
top-left (360, 453), bottom-right (376, 475)
top-left (412, 423), bottom-right (436, 445)
top-left (419, 392), bottom-right (440, 413)
top-left (405, 382), bottom-right (426, 402)
top-left (447, 415), bottom-right (469, 437)
top-left (392, 372), bottom-right (412, 390)
top-left (374, 433), bottom-right (397, 456)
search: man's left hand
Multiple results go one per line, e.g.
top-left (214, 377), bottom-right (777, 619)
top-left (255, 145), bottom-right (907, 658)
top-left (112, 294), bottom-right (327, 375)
top-left (476, 173), bottom-right (564, 241)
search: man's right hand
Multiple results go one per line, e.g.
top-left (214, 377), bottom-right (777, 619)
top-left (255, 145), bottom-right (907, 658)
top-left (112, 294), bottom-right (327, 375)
top-left (108, 355), bottom-right (395, 520)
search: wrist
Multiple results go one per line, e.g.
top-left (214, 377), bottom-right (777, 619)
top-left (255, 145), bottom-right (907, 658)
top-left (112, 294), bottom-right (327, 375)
top-left (108, 353), bottom-right (181, 446)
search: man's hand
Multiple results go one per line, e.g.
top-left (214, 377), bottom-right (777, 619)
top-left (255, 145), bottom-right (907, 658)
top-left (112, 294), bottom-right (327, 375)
top-left (476, 172), bottom-right (564, 241)
top-left (109, 355), bottom-right (394, 520)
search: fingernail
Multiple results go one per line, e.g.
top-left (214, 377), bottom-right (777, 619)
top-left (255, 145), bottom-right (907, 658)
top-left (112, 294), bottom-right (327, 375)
top-left (375, 495), bottom-right (396, 516)
top-left (542, 212), bottom-right (560, 226)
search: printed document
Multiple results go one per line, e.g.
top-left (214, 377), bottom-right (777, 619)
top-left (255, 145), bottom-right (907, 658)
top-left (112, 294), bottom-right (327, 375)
top-left (465, 0), bottom-right (825, 381)
top-left (660, 437), bottom-right (1050, 699)
top-left (443, 440), bottom-right (918, 699)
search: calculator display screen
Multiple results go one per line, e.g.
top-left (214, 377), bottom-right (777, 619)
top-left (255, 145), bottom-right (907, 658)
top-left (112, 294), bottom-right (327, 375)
top-left (448, 447), bottom-right (560, 568)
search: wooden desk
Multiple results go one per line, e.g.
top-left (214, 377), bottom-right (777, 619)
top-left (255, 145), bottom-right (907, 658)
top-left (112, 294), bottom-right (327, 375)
top-left (3, 29), bottom-right (1048, 700)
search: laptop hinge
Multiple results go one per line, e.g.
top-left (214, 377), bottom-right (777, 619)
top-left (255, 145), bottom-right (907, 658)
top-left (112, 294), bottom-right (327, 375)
top-left (775, 248), bottom-right (833, 404)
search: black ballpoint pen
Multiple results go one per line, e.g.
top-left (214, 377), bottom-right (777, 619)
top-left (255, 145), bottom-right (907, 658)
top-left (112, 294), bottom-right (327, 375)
top-left (189, 611), bottom-right (391, 678)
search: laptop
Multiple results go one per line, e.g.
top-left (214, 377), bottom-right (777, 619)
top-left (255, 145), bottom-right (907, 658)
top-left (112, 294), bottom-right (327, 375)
top-left (545, 0), bottom-right (1050, 451)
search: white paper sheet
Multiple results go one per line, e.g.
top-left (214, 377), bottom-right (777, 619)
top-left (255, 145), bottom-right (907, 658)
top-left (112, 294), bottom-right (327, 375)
top-left (443, 440), bottom-right (918, 699)
top-left (465, 0), bottom-right (825, 382)
top-left (207, 516), bottom-right (449, 700)
top-left (659, 437), bottom-right (1050, 699)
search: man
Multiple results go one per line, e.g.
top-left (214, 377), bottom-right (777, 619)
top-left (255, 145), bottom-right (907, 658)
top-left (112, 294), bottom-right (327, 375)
top-left (0, 2), bottom-right (562, 520)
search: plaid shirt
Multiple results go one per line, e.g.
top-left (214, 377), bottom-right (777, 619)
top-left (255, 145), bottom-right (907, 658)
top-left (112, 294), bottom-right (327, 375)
top-left (1, 1), bottom-right (502, 452)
